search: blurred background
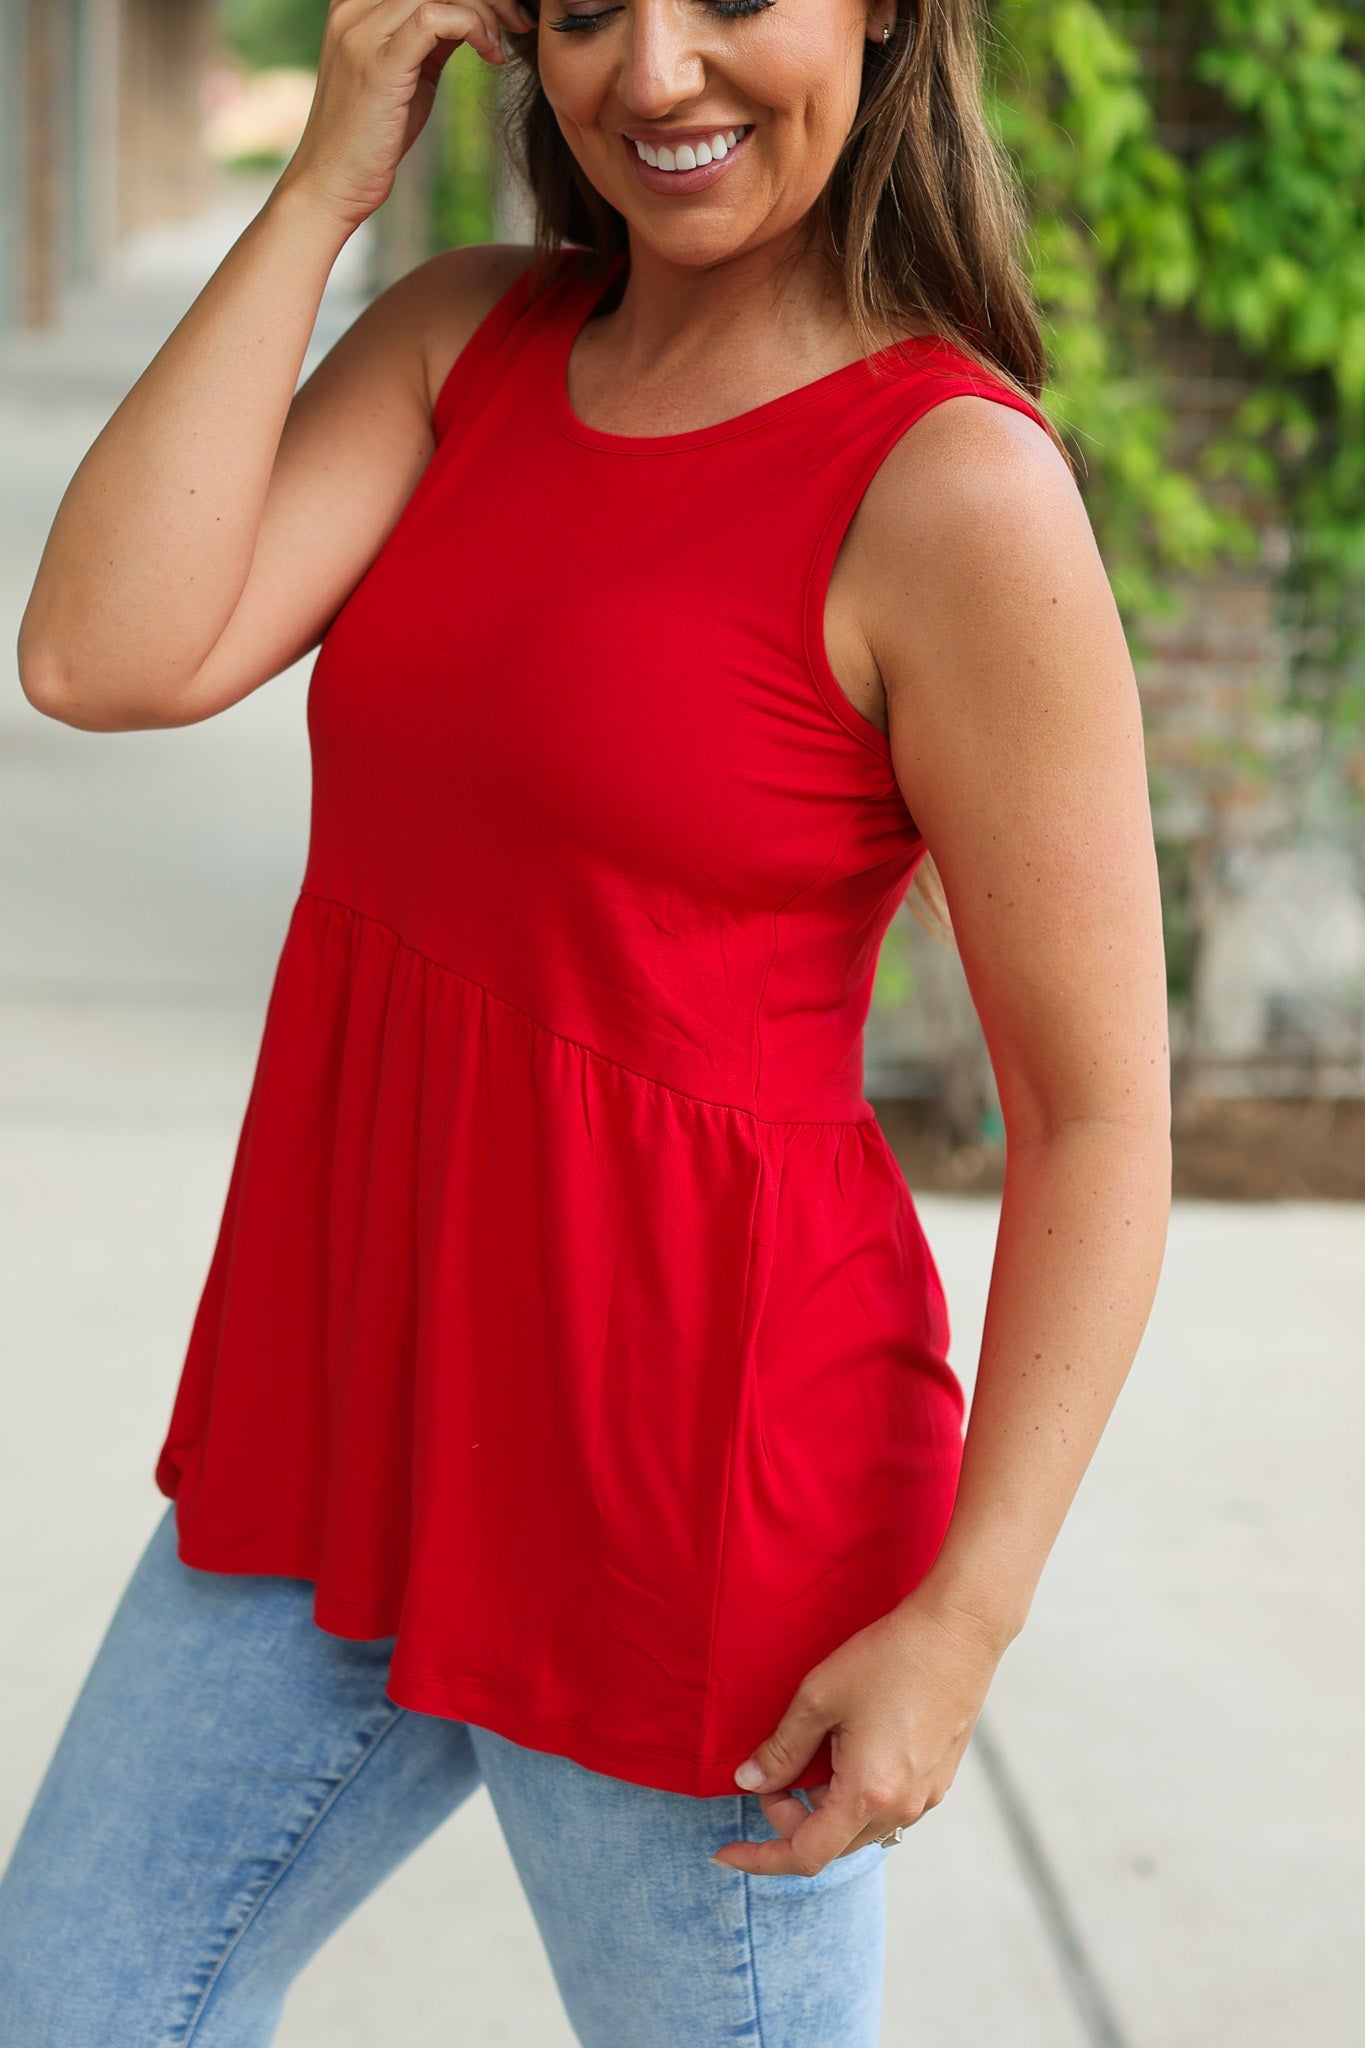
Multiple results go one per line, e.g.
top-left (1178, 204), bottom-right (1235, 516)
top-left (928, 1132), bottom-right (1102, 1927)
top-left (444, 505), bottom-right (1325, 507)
top-left (0, 5), bottom-right (1361, 2047)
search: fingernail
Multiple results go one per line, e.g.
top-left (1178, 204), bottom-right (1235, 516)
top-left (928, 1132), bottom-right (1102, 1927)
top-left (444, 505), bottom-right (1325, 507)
top-left (735, 1758), bottom-right (765, 1790)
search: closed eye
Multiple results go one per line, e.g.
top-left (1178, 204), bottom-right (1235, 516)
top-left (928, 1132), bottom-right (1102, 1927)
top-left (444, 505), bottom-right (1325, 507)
top-left (550, 1), bottom-right (776, 30)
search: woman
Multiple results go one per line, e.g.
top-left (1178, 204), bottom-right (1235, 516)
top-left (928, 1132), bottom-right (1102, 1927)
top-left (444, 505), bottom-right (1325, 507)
top-left (2, 1), bottom-right (1171, 2042)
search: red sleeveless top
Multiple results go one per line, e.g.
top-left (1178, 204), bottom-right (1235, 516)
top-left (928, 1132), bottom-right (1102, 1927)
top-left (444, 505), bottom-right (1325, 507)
top-left (154, 247), bottom-right (1050, 1797)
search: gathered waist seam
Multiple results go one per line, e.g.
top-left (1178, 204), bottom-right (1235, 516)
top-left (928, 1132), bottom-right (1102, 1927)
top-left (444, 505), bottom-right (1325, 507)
top-left (296, 887), bottom-right (877, 1132)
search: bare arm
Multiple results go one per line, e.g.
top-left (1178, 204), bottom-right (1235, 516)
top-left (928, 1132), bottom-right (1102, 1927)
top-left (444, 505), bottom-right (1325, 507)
top-left (19, 185), bottom-right (363, 727)
top-left (17, 0), bottom-right (533, 731)
top-left (871, 399), bottom-right (1172, 1644)
top-left (716, 396), bottom-right (1171, 1875)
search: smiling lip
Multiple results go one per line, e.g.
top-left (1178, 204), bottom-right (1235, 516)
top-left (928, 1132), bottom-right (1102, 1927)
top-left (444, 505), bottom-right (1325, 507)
top-left (622, 123), bottom-right (752, 148)
top-left (623, 124), bottom-right (754, 195)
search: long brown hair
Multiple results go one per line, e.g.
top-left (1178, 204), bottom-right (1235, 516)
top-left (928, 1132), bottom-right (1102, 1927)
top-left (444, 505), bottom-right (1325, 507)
top-left (496, 0), bottom-right (1057, 943)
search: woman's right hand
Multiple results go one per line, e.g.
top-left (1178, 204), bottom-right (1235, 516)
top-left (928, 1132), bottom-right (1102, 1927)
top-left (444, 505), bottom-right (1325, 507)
top-left (278, 0), bottom-right (536, 233)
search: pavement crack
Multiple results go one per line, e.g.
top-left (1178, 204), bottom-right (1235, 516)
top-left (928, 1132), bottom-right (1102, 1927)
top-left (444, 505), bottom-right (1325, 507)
top-left (971, 1710), bottom-right (1134, 2048)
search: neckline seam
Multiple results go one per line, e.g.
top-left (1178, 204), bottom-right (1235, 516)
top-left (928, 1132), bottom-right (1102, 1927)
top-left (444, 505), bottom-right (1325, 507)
top-left (551, 377), bottom-right (851, 453)
top-left (551, 258), bottom-right (944, 454)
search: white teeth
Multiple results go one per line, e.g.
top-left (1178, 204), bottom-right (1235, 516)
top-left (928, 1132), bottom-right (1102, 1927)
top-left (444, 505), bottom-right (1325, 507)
top-left (633, 127), bottom-right (746, 171)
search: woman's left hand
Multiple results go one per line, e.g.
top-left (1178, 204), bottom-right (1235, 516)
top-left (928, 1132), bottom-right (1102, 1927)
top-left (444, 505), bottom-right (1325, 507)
top-left (710, 1591), bottom-right (1010, 1877)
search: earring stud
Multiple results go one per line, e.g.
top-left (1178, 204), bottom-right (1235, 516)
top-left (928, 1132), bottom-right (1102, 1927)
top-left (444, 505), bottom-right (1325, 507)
top-left (883, 23), bottom-right (892, 41)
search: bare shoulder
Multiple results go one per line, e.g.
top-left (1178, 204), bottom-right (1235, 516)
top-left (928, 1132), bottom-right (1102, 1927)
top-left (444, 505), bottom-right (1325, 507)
top-left (404, 241), bottom-right (543, 420)
top-left (848, 390), bottom-right (1119, 697)
top-left (847, 380), bottom-right (1137, 757)
top-left (858, 392), bottom-right (1091, 595)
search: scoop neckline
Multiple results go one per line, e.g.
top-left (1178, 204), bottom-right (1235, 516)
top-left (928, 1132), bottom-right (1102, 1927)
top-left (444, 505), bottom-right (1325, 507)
top-left (550, 253), bottom-right (941, 454)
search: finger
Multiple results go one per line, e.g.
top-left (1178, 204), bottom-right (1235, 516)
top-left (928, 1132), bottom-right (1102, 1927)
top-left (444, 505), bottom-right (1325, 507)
top-left (715, 1761), bottom-right (921, 1876)
top-left (456, 0), bottom-right (536, 46)
top-left (786, 1783), bottom-right (906, 1870)
top-left (841, 1782), bottom-right (945, 1853)
top-left (710, 1784), bottom-right (837, 1869)
top-left (368, 0), bottom-right (530, 31)
top-left (382, 2), bottom-right (513, 66)
top-left (733, 1690), bottom-right (832, 1794)
top-left (753, 1783), bottom-right (816, 1840)
top-left (713, 1791), bottom-right (872, 1877)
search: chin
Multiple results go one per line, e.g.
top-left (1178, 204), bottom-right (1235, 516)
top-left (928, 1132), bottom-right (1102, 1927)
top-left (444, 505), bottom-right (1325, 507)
top-left (621, 219), bottom-right (764, 268)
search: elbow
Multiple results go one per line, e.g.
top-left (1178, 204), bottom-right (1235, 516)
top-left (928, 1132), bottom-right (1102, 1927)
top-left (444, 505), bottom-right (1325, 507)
top-left (1004, 1111), bottom-right (1173, 1186)
top-left (17, 589), bottom-right (160, 728)
top-left (1000, 1043), bottom-right (1173, 1155)
top-left (16, 643), bottom-right (81, 724)
top-left (19, 667), bottom-right (141, 731)
top-left (1001, 1109), bottom-right (1173, 1223)
top-left (16, 614), bottom-right (86, 724)
top-left (17, 641), bottom-right (190, 733)
top-left (1002, 1090), bottom-right (1173, 1156)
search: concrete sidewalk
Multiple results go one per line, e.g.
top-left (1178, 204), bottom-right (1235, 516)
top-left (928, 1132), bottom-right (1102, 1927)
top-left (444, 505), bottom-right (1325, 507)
top-left (2, 234), bottom-right (1361, 2047)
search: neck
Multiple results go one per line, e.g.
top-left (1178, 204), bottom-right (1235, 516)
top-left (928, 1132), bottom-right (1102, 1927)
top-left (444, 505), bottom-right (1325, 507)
top-left (588, 232), bottom-right (852, 385)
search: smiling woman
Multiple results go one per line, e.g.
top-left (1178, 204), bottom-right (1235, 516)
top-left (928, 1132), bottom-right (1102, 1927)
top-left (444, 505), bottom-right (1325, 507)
top-left (4, 3), bottom-right (1170, 2045)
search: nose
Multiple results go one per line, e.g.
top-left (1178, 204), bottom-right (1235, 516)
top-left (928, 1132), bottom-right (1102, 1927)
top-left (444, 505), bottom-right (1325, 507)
top-left (618, 1), bottom-right (707, 115)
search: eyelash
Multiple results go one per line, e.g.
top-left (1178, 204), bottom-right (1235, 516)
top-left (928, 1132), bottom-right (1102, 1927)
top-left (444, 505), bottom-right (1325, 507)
top-left (550, 1), bottom-right (775, 31)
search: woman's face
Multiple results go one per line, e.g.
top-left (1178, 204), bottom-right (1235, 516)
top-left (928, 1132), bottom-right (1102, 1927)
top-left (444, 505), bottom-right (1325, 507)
top-left (535, 0), bottom-right (891, 267)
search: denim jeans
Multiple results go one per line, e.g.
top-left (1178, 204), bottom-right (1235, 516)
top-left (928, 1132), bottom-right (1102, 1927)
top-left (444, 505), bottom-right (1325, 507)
top-left (0, 1503), bottom-right (888, 2046)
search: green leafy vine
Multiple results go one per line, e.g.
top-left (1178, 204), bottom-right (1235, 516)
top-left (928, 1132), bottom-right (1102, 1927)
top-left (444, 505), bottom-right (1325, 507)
top-left (989, 0), bottom-right (1365, 753)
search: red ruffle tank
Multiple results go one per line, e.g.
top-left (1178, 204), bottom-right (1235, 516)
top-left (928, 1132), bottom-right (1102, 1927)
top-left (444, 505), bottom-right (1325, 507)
top-left (154, 246), bottom-right (1050, 1796)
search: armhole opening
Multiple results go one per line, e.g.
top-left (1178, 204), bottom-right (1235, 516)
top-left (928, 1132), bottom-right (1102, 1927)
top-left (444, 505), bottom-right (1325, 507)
top-left (800, 375), bottom-right (1053, 778)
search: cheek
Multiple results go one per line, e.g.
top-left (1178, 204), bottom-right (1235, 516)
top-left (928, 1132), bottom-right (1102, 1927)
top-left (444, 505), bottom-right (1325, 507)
top-left (538, 51), bottom-right (612, 134)
top-left (751, 35), bottom-right (863, 154)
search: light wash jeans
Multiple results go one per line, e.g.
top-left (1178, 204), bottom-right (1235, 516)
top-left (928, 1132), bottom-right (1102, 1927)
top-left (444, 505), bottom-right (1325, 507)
top-left (0, 1502), bottom-right (888, 2046)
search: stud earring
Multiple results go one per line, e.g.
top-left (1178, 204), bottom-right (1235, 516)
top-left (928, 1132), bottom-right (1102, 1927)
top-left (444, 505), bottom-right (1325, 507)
top-left (883, 23), bottom-right (892, 39)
